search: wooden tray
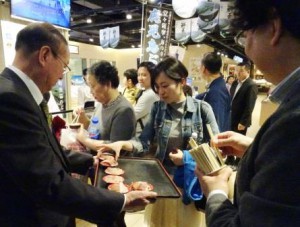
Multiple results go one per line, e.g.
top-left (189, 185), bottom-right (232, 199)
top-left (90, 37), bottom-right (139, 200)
top-left (95, 157), bottom-right (181, 198)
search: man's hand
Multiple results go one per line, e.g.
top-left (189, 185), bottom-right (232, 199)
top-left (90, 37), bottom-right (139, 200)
top-left (124, 191), bottom-right (157, 212)
top-left (195, 166), bottom-right (233, 197)
top-left (212, 131), bottom-right (253, 158)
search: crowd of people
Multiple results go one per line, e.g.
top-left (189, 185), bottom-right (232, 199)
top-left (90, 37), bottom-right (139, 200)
top-left (0, 0), bottom-right (299, 226)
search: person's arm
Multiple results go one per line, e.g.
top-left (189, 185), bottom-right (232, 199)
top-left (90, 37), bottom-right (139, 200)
top-left (76, 124), bottom-right (105, 151)
top-left (197, 111), bottom-right (300, 226)
top-left (200, 100), bottom-right (220, 138)
top-left (97, 141), bottom-right (135, 160)
top-left (0, 92), bottom-right (125, 223)
top-left (212, 131), bottom-right (253, 158)
top-left (64, 149), bottom-right (94, 174)
top-left (98, 102), bottom-right (158, 159)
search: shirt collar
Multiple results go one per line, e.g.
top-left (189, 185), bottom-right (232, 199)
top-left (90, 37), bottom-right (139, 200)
top-left (8, 65), bottom-right (43, 105)
top-left (269, 66), bottom-right (300, 104)
top-left (239, 76), bottom-right (248, 84)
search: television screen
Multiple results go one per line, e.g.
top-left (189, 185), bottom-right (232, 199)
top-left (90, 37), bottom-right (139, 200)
top-left (11, 0), bottom-right (71, 29)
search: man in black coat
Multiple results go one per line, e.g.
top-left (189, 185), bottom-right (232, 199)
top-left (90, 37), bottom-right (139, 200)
top-left (0, 22), bottom-right (156, 226)
top-left (227, 62), bottom-right (258, 166)
top-left (230, 62), bottom-right (258, 135)
top-left (196, 0), bottom-right (300, 226)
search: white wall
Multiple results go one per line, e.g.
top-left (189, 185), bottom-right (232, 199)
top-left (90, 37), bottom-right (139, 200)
top-left (69, 41), bottom-right (141, 77)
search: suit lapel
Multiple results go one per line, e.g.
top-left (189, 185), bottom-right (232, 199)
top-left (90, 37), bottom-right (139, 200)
top-left (39, 104), bottom-right (70, 171)
top-left (232, 78), bottom-right (250, 101)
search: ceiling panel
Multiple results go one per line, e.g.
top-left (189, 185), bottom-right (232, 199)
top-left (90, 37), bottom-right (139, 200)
top-left (69, 0), bottom-right (246, 59)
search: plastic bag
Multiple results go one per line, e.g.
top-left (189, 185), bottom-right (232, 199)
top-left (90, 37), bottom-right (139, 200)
top-left (60, 127), bottom-right (87, 153)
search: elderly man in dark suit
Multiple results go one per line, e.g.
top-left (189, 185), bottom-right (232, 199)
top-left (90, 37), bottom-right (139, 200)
top-left (196, 0), bottom-right (300, 226)
top-left (0, 22), bottom-right (156, 226)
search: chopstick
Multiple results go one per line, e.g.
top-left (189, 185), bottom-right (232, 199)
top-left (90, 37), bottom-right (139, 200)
top-left (206, 124), bottom-right (225, 165)
top-left (71, 113), bottom-right (79, 124)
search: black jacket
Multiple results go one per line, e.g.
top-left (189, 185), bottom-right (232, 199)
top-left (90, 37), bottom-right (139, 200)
top-left (0, 68), bottom-right (124, 226)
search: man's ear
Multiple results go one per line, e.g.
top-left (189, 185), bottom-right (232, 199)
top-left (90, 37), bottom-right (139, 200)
top-left (181, 77), bottom-right (186, 85)
top-left (38, 46), bottom-right (52, 67)
top-left (270, 16), bottom-right (283, 46)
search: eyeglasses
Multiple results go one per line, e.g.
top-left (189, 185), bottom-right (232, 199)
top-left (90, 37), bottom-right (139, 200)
top-left (56, 55), bottom-right (71, 74)
top-left (234, 31), bottom-right (246, 47)
top-left (50, 49), bottom-right (71, 74)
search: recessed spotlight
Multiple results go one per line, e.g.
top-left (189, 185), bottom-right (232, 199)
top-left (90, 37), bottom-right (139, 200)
top-left (86, 18), bottom-right (92, 23)
top-left (89, 38), bottom-right (94, 42)
top-left (126, 14), bottom-right (132, 20)
top-left (131, 44), bottom-right (135, 48)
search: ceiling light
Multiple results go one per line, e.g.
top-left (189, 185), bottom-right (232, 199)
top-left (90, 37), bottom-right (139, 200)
top-left (196, 44), bottom-right (201, 48)
top-left (86, 18), bottom-right (92, 24)
top-left (131, 44), bottom-right (135, 48)
top-left (126, 14), bottom-right (132, 20)
top-left (89, 38), bottom-right (94, 42)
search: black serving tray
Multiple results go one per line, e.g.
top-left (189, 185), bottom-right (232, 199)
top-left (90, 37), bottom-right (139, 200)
top-left (95, 157), bottom-right (181, 198)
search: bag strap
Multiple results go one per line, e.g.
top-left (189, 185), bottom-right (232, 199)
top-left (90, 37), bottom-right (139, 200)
top-left (135, 89), bottom-right (144, 103)
top-left (137, 118), bottom-right (144, 129)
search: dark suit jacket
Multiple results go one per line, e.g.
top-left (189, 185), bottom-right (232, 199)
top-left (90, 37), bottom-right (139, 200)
top-left (206, 78), bottom-right (300, 226)
top-left (196, 76), bottom-right (231, 132)
top-left (230, 78), bottom-right (258, 130)
top-left (0, 68), bottom-right (124, 226)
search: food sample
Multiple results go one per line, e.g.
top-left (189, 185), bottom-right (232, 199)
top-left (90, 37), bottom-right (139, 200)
top-left (102, 175), bottom-right (124, 184)
top-left (108, 182), bottom-right (129, 193)
top-left (104, 167), bottom-right (124, 176)
top-left (98, 153), bottom-right (115, 161)
top-left (100, 159), bottom-right (118, 167)
top-left (130, 181), bottom-right (153, 191)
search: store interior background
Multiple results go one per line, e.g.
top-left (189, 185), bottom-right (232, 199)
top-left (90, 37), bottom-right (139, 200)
top-left (0, 1), bottom-right (279, 226)
top-left (0, 0), bottom-right (276, 133)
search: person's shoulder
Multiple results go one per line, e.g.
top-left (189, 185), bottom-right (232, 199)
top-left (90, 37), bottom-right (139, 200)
top-left (118, 95), bottom-right (134, 108)
top-left (143, 89), bottom-right (159, 101)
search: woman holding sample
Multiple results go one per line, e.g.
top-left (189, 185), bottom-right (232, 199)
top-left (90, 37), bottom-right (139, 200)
top-left (98, 57), bottom-right (219, 227)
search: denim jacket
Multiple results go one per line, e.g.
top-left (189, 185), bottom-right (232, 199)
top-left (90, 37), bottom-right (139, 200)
top-left (131, 96), bottom-right (219, 166)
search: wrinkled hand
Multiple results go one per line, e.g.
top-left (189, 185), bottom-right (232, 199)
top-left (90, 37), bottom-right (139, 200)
top-left (195, 166), bottom-right (232, 197)
top-left (97, 141), bottom-right (123, 160)
top-left (124, 191), bottom-right (157, 212)
top-left (169, 148), bottom-right (184, 166)
top-left (73, 107), bottom-right (87, 124)
top-left (211, 131), bottom-right (253, 158)
top-left (73, 106), bottom-right (83, 116)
